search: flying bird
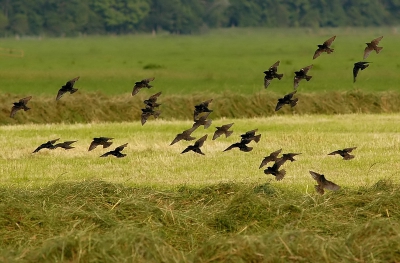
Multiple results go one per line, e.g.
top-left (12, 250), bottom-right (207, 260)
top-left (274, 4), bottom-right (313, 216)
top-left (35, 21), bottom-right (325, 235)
top-left (259, 148), bottom-right (282, 169)
top-left (212, 123), bottom-right (234, 140)
top-left (353, 62), bottom-right (370, 83)
top-left (192, 112), bottom-right (212, 130)
top-left (364, 36), bottom-right (383, 59)
top-left (56, 76), bottom-right (79, 101)
top-left (328, 147), bottom-right (357, 160)
top-left (144, 92), bottom-right (162, 109)
top-left (223, 142), bottom-right (253, 152)
top-left (10, 96), bottom-right (32, 118)
top-left (88, 137), bottom-right (114, 151)
top-left (32, 138), bottom-right (60, 153)
top-left (141, 107), bottom-right (161, 125)
top-left (100, 143), bottom-right (128, 158)
top-left (275, 91), bottom-right (298, 111)
top-left (194, 99), bottom-right (213, 120)
top-left (132, 77), bottom-right (155, 96)
top-left (52, 140), bottom-right (78, 150)
top-left (294, 65), bottom-right (313, 89)
top-left (313, 36), bottom-right (336, 59)
top-left (240, 129), bottom-right (261, 144)
top-left (181, 134), bottom-right (207, 155)
top-left (277, 152), bottom-right (302, 163)
top-left (264, 160), bottom-right (287, 181)
top-left (309, 170), bottom-right (340, 195)
top-left (263, 61), bottom-right (283, 88)
top-left (170, 126), bottom-right (197, 145)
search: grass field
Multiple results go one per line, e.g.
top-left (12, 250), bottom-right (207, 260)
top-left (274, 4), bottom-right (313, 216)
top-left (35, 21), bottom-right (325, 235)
top-left (0, 27), bottom-right (399, 96)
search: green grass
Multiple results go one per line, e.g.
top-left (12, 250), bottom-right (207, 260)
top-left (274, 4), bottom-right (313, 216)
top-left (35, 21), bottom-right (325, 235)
top-left (0, 27), bottom-right (399, 96)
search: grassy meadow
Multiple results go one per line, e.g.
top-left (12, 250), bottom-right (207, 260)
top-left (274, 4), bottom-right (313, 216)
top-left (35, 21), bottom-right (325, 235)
top-left (1, 27), bottom-right (400, 262)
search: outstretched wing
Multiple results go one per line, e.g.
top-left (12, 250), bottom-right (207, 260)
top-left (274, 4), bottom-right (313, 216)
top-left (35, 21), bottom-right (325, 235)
top-left (343, 147), bottom-right (357, 153)
top-left (324, 35), bottom-right (336, 47)
top-left (313, 49), bottom-right (323, 60)
top-left (371, 36), bottom-right (383, 45)
top-left (363, 46), bottom-right (374, 60)
top-left (19, 96), bottom-right (32, 104)
top-left (301, 65), bottom-right (313, 74)
top-left (115, 143), bottom-right (128, 152)
top-left (56, 89), bottom-right (67, 101)
top-left (194, 134), bottom-right (208, 147)
top-left (269, 61), bottom-right (280, 72)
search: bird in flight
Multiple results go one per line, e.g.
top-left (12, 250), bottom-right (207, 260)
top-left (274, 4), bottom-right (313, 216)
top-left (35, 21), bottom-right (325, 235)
top-left (88, 137), bottom-right (114, 151)
top-left (181, 134), bottom-right (208, 155)
top-left (263, 159), bottom-right (287, 181)
top-left (141, 107), bottom-right (161, 125)
top-left (240, 129), bottom-right (261, 144)
top-left (132, 77), bottom-right (155, 96)
top-left (52, 140), bottom-right (77, 150)
top-left (144, 92), bottom-right (162, 109)
top-left (194, 99), bottom-right (213, 120)
top-left (170, 126), bottom-right (197, 145)
top-left (353, 62), bottom-right (370, 83)
top-left (364, 36), bottom-right (383, 59)
top-left (10, 96), bottom-right (32, 118)
top-left (213, 123), bottom-right (234, 140)
top-left (259, 148), bottom-right (282, 169)
top-left (192, 112), bottom-right (212, 130)
top-left (275, 91), bottom-right (298, 111)
top-left (33, 138), bottom-right (60, 153)
top-left (223, 141), bottom-right (253, 152)
top-left (313, 36), bottom-right (336, 59)
top-left (294, 65), bottom-right (313, 89)
top-left (100, 143), bottom-right (128, 158)
top-left (309, 170), bottom-right (340, 195)
top-left (328, 147), bottom-right (357, 160)
top-left (263, 61), bottom-right (283, 89)
top-left (56, 77), bottom-right (80, 100)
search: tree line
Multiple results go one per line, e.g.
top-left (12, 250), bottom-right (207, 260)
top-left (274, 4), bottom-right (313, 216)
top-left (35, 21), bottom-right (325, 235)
top-left (0, 0), bottom-right (399, 36)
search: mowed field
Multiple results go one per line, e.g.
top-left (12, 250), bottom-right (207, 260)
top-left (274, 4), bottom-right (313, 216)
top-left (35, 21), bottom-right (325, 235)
top-left (1, 28), bottom-right (400, 262)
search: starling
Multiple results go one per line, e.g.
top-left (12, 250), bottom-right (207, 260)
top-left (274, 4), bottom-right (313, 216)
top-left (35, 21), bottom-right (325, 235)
top-left (181, 134), bottom-right (207, 155)
top-left (33, 138), bottom-right (60, 153)
top-left (194, 99), bottom-right (213, 120)
top-left (144, 92), bottom-right (162, 109)
top-left (259, 148), bottom-right (282, 169)
top-left (263, 61), bottom-right (283, 88)
top-left (309, 170), bottom-right (340, 195)
top-left (212, 123), bottom-right (234, 140)
top-left (88, 137), bottom-right (114, 151)
top-left (132, 77), bottom-right (155, 96)
top-left (52, 140), bottom-right (78, 150)
top-left (328, 147), bottom-right (357, 160)
top-left (294, 65), bottom-right (313, 89)
top-left (10, 96), bottom-right (32, 118)
top-left (100, 143), bottom-right (128, 158)
top-left (353, 62), bottom-right (370, 83)
top-left (141, 107), bottom-right (161, 125)
top-left (223, 142), bottom-right (253, 152)
top-left (192, 112), bottom-right (212, 130)
top-left (313, 36), bottom-right (336, 59)
top-left (240, 129), bottom-right (261, 144)
top-left (170, 126), bottom-right (197, 145)
top-left (277, 152), bottom-right (302, 163)
top-left (364, 36), bottom-right (383, 60)
top-left (56, 76), bottom-right (79, 101)
top-left (264, 159), bottom-right (287, 181)
top-left (275, 91), bottom-right (298, 111)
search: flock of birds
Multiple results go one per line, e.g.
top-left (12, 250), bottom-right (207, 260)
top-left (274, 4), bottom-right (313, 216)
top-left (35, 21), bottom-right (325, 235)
top-left (8, 35), bottom-right (385, 194)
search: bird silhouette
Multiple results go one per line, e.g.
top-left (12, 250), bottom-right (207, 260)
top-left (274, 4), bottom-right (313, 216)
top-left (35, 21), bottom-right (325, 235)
top-left (275, 91), bottom-right (298, 111)
top-left (56, 76), bottom-right (79, 101)
top-left (144, 91), bottom-right (162, 109)
top-left (277, 152), bottom-right (302, 163)
top-left (309, 170), bottom-right (340, 195)
top-left (264, 61), bottom-right (283, 88)
top-left (192, 112), bottom-right (212, 129)
top-left (240, 129), bottom-right (261, 144)
top-left (328, 147), bottom-right (357, 160)
top-left (52, 140), bottom-right (78, 150)
top-left (181, 134), bottom-right (207, 155)
top-left (294, 65), bottom-right (313, 89)
top-left (132, 77), bottom-right (155, 96)
top-left (194, 99), bottom-right (213, 120)
top-left (33, 138), bottom-right (60, 153)
top-left (213, 123), bottom-right (234, 140)
top-left (170, 126), bottom-right (197, 145)
top-left (100, 143), bottom-right (128, 158)
top-left (259, 148), bottom-right (282, 169)
top-left (313, 36), bottom-right (336, 59)
top-left (88, 137), bottom-right (114, 151)
top-left (141, 108), bottom-right (161, 125)
top-left (223, 141), bottom-right (253, 152)
top-left (264, 159), bottom-right (287, 181)
top-left (353, 62), bottom-right (370, 83)
top-left (364, 36), bottom-right (383, 59)
top-left (10, 96), bottom-right (32, 118)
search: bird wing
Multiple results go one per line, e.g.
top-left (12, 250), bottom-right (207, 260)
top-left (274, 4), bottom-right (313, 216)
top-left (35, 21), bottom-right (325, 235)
top-left (328, 150), bottom-right (340, 155)
top-left (293, 77), bottom-right (301, 89)
top-left (301, 65), bottom-right (313, 74)
top-left (10, 106), bottom-right (19, 118)
top-left (269, 60), bottom-right (280, 71)
top-left (56, 89), bottom-right (67, 100)
top-left (324, 179), bottom-right (341, 191)
top-left (224, 143), bottom-right (239, 152)
top-left (222, 123), bottom-right (234, 130)
top-left (195, 134), bottom-right (208, 147)
top-left (371, 36), bottom-right (383, 45)
top-left (199, 99), bottom-right (213, 107)
top-left (309, 170), bottom-right (322, 183)
top-left (49, 138), bottom-right (60, 144)
top-left (259, 156), bottom-right (276, 169)
top-left (343, 147), bottom-right (357, 153)
top-left (212, 130), bottom-right (223, 140)
top-left (284, 90), bottom-right (297, 100)
top-left (88, 141), bottom-right (99, 151)
top-left (363, 46), bottom-right (374, 60)
top-left (62, 140), bottom-right (78, 146)
top-left (275, 99), bottom-right (285, 111)
top-left (132, 86), bottom-right (141, 96)
top-left (143, 77), bottom-right (155, 84)
top-left (115, 143), bottom-right (128, 152)
top-left (141, 112), bottom-right (150, 125)
top-left (264, 77), bottom-right (272, 88)
top-left (66, 76), bottom-right (80, 88)
top-left (243, 129), bottom-right (258, 137)
top-left (324, 35), bottom-right (336, 47)
top-left (19, 96), bottom-right (32, 104)
top-left (148, 91), bottom-right (162, 101)
top-left (313, 49), bottom-right (322, 60)
top-left (100, 151), bottom-right (112, 157)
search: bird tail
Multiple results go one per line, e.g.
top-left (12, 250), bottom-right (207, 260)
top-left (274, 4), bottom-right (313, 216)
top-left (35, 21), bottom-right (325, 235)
top-left (327, 48), bottom-right (334, 54)
top-left (154, 111), bottom-right (161, 118)
top-left (375, 47), bottom-right (383, 54)
top-left (23, 106), bottom-right (30, 111)
top-left (305, 76), bottom-right (312, 81)
top-left (70, 88), bottom-right (78, 94)
top-left (253, 134), bottom-right (262, 143)
top-left (276, 74), bottom-right (283, 80)
top-left (147, 85), bottom-right (153, 89)
top-left (290, 98), bottom-right (299, 107)
top-left (225, 130), bottom-right (234, 138)
top-left (204, 119), bottom-right (212, 129)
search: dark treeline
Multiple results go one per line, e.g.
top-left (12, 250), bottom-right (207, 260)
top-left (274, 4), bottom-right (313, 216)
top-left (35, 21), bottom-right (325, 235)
top-left (0, 0), bottom-right (399, 36)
